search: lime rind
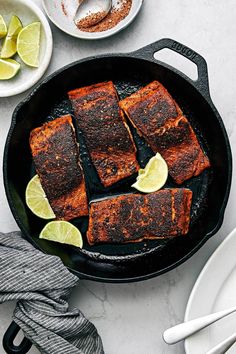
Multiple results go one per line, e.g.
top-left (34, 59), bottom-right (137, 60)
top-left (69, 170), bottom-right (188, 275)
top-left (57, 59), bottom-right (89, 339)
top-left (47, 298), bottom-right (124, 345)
top-left (39, 221), bottom-right (83, 248)
top-left (17, 22), bottom-right (41, 67)
top-left (7, 15), bottom-right (22, 37)
top-left (1, 15), bottom-right (22, 58)
top-left (0, 58), bottom-right (20, 80)
top-left (25, 175), bottom-right (55, 219)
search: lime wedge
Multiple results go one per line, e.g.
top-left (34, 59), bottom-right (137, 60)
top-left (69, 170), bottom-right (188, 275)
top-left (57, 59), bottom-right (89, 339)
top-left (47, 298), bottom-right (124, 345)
top-left (0, 58), bottom-right (20, 80)
top-left (39, 221), bottom-right (83, 248)
top-left (17, 22), bottom-right (41, 67)
top-left (25, 175), bottom-right (55, 219)
top-left (0, 15), bottom-right (7, 39)
top-left (1, 15), bottom-right (22, 58)
top-left (132, 152), bottom-right (168, 193)
top-left (6, 15), bottom-right (22, 37)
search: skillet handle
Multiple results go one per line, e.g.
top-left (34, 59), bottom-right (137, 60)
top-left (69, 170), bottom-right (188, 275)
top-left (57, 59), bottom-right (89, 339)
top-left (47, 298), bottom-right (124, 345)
top-left (131, 38), bottom-right (210, 96)
top-left (3, 321), bottom-right (32, 354)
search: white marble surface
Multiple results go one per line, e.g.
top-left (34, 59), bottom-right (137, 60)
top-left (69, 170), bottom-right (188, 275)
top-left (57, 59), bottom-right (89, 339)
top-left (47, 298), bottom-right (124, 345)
top-left (0, 0), bottom-right (236, 353)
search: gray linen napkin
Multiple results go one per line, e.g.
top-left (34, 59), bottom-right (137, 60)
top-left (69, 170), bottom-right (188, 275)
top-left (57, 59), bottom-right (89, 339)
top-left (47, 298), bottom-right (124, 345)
top-left (0, 231), bottom-right (104, 354)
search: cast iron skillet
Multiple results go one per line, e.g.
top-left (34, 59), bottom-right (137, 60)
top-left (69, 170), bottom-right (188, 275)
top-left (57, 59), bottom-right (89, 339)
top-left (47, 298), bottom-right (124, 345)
top-left (2, 38), bottom-right (232, 353)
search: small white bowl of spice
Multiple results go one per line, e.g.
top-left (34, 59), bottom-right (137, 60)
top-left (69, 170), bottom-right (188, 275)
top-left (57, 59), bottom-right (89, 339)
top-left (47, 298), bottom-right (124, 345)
top-left (42, 0), bottom-right (143, 40)
top-left (0, 0), bottom-right (52, 97)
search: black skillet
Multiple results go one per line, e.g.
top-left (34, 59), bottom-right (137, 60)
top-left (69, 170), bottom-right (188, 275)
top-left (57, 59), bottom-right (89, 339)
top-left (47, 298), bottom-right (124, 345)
top-left (2, 39), bottom-right (232, 353)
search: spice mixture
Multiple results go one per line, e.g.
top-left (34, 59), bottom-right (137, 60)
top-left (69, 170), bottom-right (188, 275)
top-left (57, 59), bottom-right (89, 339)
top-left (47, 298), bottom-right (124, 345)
top-left (61, 1), bottom-right (68, 17)
top-left (76, 0), bottom-right (133, 33)
top-left (76, 11), bottom-right (107, 29)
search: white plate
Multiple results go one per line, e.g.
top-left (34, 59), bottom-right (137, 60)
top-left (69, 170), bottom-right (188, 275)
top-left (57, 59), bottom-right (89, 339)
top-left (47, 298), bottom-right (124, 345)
top-left (0, 0), bottom-right (53, 97)
top-left (185, 228), bottom-right (236, 354)
top-left (42, 0), bottom-right (143, 40)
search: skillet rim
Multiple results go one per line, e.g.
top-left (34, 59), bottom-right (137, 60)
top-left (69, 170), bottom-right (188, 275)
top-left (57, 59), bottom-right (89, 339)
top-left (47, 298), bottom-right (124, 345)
top-left (3, 43), bottom-right (232, 282)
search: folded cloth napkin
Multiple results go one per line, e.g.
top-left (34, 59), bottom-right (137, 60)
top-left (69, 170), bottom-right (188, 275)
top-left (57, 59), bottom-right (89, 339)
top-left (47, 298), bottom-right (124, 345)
top-left (0, 231), bottom-right (104, 354)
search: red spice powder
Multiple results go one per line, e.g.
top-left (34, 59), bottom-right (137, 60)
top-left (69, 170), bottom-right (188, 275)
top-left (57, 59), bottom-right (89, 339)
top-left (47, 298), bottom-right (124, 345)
top-left (76, 10), bottom-right (107, 28)
top-left (61, 1), bottom-right (68, 17)
top-left (77, 0), bottom-right (133, 33)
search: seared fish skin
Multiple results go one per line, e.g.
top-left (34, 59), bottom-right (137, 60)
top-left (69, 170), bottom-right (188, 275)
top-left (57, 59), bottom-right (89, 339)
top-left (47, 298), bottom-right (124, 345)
top-left (120, 81), bottom-right (210, 184)
top-left (30, 115), bottom-right (88, 220)
top-left (87, 189), bottom-right (192, 245)
top-left (68, 81), bottom-right (139, 187)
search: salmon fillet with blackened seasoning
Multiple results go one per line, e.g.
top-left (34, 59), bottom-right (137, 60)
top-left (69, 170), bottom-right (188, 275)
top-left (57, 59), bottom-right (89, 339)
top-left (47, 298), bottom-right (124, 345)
top-left (68, 81), bottom-right (139, 187)
top-left (120, 81), bottom-right (210, 184)
top-left (87, 189), bottom-right (192, 245)
top-left (30, 115), bottom-right (88, 220)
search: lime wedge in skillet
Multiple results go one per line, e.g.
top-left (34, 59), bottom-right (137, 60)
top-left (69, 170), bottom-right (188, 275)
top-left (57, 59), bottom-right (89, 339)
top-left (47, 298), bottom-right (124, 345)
top-left (0, 15), bottom-right (7, 39)
top-left (25, 175), bottom-right (55, 219)
top-left (1, 15), bottom-right (22, 58)
top-left (39, 221), bottom-right (83, 248)
top-left (0, 58), bottom-right (20, 80)
top-left (17, 22), bottom-right (41, 67)
top-left (132, 152), bottom-right (168, 193)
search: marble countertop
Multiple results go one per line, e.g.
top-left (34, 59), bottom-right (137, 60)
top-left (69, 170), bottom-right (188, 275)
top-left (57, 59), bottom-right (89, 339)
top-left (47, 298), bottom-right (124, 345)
top-left (0, 0), bottom-right (236, 353)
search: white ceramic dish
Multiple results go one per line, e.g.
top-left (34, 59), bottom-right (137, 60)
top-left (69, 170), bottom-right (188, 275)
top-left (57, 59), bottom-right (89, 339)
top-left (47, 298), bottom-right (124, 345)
top-left (42, 0), bottom-right (143, 40)
top-left (185, 228), bottom-right (236, 354)
top-left (0, 0), bottom-right (53, 97)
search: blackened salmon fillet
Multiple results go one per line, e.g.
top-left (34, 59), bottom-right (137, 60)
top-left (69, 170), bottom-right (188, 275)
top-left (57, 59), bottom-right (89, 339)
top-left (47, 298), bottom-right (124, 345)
top-left (68, 81), bottom-right (139, 187)
top-left (30, 115), bottom-right (88, 220)
top-left (120, 81), bottom-right (210, 184)
top-left (87, 189), bottom-right (192, 245)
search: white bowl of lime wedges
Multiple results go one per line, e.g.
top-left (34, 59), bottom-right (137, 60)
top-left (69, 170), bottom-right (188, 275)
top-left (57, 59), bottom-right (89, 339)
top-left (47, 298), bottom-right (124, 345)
top-left (0, 0), bottom-right (53, 97)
